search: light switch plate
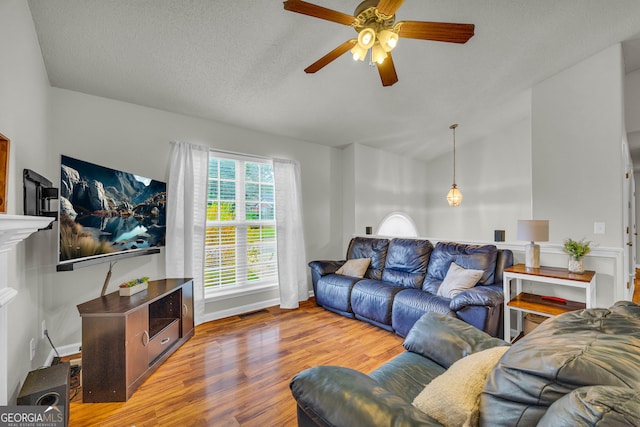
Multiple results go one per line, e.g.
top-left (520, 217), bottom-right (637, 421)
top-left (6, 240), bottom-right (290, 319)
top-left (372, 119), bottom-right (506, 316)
top-left (594, 222), bottom-right (605, 234)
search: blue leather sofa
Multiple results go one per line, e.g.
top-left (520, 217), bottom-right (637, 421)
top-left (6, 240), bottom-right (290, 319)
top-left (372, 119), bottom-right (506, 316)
top-left (308, 237), bottom-right (513, 338)
top-left (291, 302), bottom-right (640, 426)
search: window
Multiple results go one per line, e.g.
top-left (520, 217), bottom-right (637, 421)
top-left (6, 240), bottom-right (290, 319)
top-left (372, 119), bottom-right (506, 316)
top-left (204, 152), bottom-right (278, 296)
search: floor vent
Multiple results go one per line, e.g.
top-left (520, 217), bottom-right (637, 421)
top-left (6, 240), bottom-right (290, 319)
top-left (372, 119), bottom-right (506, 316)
top-left (239, 309), bottom-right (268, 319)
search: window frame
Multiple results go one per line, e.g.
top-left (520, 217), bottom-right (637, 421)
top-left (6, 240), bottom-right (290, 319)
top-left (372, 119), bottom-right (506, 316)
top-left (204, 151), bottom-right (278, 300)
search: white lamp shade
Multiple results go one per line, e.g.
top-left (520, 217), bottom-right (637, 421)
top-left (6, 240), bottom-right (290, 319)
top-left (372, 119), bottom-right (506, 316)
top-left (378, 29), bottom-right (398, 52)
top-left (517, 220), bottom-right (549, 242)
top-left (371, 42), bottom-right (387, 64)
top-left (350, 44), bottom-right (367, 61)
top-left (357, 28), bottom-right (376, 49)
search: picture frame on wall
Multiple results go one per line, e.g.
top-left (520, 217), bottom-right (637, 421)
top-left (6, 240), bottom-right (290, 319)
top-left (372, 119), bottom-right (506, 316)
top-left (0, 134), bottom-right (9, 213)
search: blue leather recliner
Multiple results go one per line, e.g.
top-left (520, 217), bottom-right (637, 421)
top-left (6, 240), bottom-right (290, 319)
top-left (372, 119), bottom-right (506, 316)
top-left (308, 237), bottom-right (513, 337)
top-left (291, 302), bottom-right (640, 426)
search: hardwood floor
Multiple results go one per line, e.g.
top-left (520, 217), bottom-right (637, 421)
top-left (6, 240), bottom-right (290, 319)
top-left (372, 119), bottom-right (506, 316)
top-left (66, 277), bottom-right (640, 426)
top-left (67, 299), bottom-right (404, 426)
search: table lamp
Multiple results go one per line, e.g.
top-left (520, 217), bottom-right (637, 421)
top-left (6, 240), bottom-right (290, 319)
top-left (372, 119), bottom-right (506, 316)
top-left (517, 220), bottom-right (549, 269)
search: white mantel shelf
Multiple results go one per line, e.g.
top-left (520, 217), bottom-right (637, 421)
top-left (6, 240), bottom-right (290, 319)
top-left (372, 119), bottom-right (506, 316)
top-left (0, 214), bottom-right (54, 254)
top-left (0, 214), bottom-right (53, 308)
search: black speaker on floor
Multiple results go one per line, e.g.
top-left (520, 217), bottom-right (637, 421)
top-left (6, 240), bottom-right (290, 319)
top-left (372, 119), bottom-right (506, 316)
top-left (17, 362), bottom-right (70, 427)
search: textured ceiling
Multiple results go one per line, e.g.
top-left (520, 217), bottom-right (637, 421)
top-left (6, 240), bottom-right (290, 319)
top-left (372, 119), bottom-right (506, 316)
top-left (27, 0), bottom-right (640, 160)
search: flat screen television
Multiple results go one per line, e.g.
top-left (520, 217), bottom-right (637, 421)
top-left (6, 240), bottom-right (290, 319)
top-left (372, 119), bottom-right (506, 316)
top-left (56, 155), bottom-right (166, 271)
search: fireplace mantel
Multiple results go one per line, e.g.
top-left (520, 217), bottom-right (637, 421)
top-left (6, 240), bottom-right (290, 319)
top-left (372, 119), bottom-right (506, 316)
top-left (0, 214), bottom-right (53, 405)
top-left (0, 214), bottom-right (54, 307)
top-left (0, 214), bottom-right (53, 254)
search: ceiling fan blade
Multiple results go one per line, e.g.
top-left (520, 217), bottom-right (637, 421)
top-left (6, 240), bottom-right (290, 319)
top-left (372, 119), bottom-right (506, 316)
top-left (283, 0), bottom-right (357, 26)
top-left (376, 53), bottom-right (398, 87)
top-left (397, 21), bottom-right (475, 43)
top-left (304, 39), bottom-right (357, 74)
top-left (376, 0), bottom-right (405, 17)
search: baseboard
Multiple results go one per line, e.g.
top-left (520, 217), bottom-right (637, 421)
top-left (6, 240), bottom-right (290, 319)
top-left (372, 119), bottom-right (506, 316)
top-left (201, 298), bottom-right (281, 324)
top-left (45, 342), bottom-right (82, 367)
top-left (200, 290), bottom-right (315, 324)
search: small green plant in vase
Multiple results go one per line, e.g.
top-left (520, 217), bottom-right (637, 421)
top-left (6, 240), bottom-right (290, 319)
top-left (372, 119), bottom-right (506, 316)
top-left (119, 276), bottom-right (150, 296)
top-left (563, 238), bottom-right (590, 273)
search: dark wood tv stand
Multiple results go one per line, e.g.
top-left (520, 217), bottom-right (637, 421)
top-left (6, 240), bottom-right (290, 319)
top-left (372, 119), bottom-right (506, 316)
top-left (77, 278), bottom-right (194, 402)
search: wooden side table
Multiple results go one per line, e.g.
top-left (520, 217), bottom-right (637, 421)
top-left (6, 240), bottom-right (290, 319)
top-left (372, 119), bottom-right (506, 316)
top-left (503, 264), bottom-right (596, 342)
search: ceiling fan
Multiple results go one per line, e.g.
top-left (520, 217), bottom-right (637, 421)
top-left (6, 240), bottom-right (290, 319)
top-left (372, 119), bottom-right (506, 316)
top-left (283, 0), bottom-right (475, 87)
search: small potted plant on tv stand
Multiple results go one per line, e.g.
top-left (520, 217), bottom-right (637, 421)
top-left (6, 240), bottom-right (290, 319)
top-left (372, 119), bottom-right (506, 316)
top-left (119, 276), bottom-right (150, 296)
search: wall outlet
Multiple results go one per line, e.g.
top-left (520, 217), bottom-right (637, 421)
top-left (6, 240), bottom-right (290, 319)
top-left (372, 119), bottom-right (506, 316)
top-left (29, 338), bottom-right (35, 361)
top-left (41, 320), bottom-right (47, 339)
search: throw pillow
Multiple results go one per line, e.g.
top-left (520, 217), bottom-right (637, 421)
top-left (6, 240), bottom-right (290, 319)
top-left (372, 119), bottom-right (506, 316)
top-left (335, 258), bottom-right (370, 278)
top-left (412, 345), bottom-right (509, 427)
top-left (436, 262), bottom-right (484, 298)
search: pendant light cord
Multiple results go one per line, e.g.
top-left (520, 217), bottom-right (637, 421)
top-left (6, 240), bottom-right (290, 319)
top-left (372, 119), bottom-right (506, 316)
top-left (450, 124), bottom-right (458, 186)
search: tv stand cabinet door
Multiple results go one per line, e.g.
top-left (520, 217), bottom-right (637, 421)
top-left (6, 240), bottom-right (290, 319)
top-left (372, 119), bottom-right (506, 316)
top-left (82, 316), bottom-right (127, 402)
top-left (126, 306), bottom-right (149, 391)
top-left (181, 280), bottom-right (194, 336)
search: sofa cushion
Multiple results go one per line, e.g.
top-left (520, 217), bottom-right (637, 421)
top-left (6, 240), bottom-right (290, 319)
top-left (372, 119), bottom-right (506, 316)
top-left (381, 238), bottom-right (433, 288)
top-left (369, 351), bottom-right (446, 403)
top-left (346, 237), bottom-right (390, 280)
top-left (335, 257), bottom-right (370, 278)
top-left (403, 312), bottom-right (508, 368)
top-left (425, 242), bottom-right (498, 287)
top-left (391, 290), bottom-right (455, 337)
top-left (413, 345), bottom-right (509, 427)
top-left (351, 279), bottom-right (404, 329)
top-left (481, 304), bottom-right (640, 426)
top-left (436, 262), bottom-right (484, 298)
top-left (314, 274), bottom-right (362, 315)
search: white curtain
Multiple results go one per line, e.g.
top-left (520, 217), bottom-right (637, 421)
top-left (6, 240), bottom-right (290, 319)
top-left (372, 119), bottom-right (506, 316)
top-left (274, 158), bottom-right (308, 309)
top-left (166, 141), bottom-right (208, 325)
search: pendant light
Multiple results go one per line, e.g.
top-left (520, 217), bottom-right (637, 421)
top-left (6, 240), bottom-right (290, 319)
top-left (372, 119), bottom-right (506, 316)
top-left (446, 123), bottom-right (463, 207)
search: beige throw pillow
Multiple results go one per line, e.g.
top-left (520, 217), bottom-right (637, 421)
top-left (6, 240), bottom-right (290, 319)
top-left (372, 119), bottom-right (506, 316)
top-left (437, 262), bottom-right (484, 298)
top-left (335, 258), bottom-right (370, 278)
top-left (412, 345), bottom-right (509, 427)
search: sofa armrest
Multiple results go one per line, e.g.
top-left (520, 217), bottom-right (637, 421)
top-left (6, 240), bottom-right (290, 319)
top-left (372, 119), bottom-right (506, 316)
top-left (449, 284), bottom-right (503, 312)
top-left (403, 312), bottom-right (508, 368)
top-left (308, 260), bottom-right (345, 277)
top-left (290, 366), bottom-right (440, 427)
top-left (536, 386), bottom-right (640, 426)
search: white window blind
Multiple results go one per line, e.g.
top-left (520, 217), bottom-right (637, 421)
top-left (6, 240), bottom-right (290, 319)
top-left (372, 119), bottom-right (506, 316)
top-left (204, 153), bottom-right (278, 294)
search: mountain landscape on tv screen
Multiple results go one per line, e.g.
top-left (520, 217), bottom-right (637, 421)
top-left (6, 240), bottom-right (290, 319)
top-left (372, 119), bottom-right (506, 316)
top-left (59, 155), bottom-right (166, 263)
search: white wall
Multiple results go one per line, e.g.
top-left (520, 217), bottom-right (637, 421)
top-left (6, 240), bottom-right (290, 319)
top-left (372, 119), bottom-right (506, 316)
top-left (341, 144), bottom-right (355, 251)
top-left (531, 44), bottom-right (627, 305)
top-left (341, 143), bottom-right (429, 248)
top-left (0, 0), bottom-right (55, 402)
top-left (423, 94), bottom-right (533, 242)
top-left (48, 87), bottom-right (344, 338)
top-left (532, 44), bottom-right (624, 247)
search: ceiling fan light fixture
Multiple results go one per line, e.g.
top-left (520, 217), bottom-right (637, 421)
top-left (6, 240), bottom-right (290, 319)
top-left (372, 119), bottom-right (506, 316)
top-left (377, 29), bottom-right (398, 52)
top-left (282, 0), bottom-right (475, 87)
top-left (371, 42), bottom-right (387, 64)
top-left (357, 27), bottom-right (376, 49)
top-left (350, 44), bottom-right (367, 61)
